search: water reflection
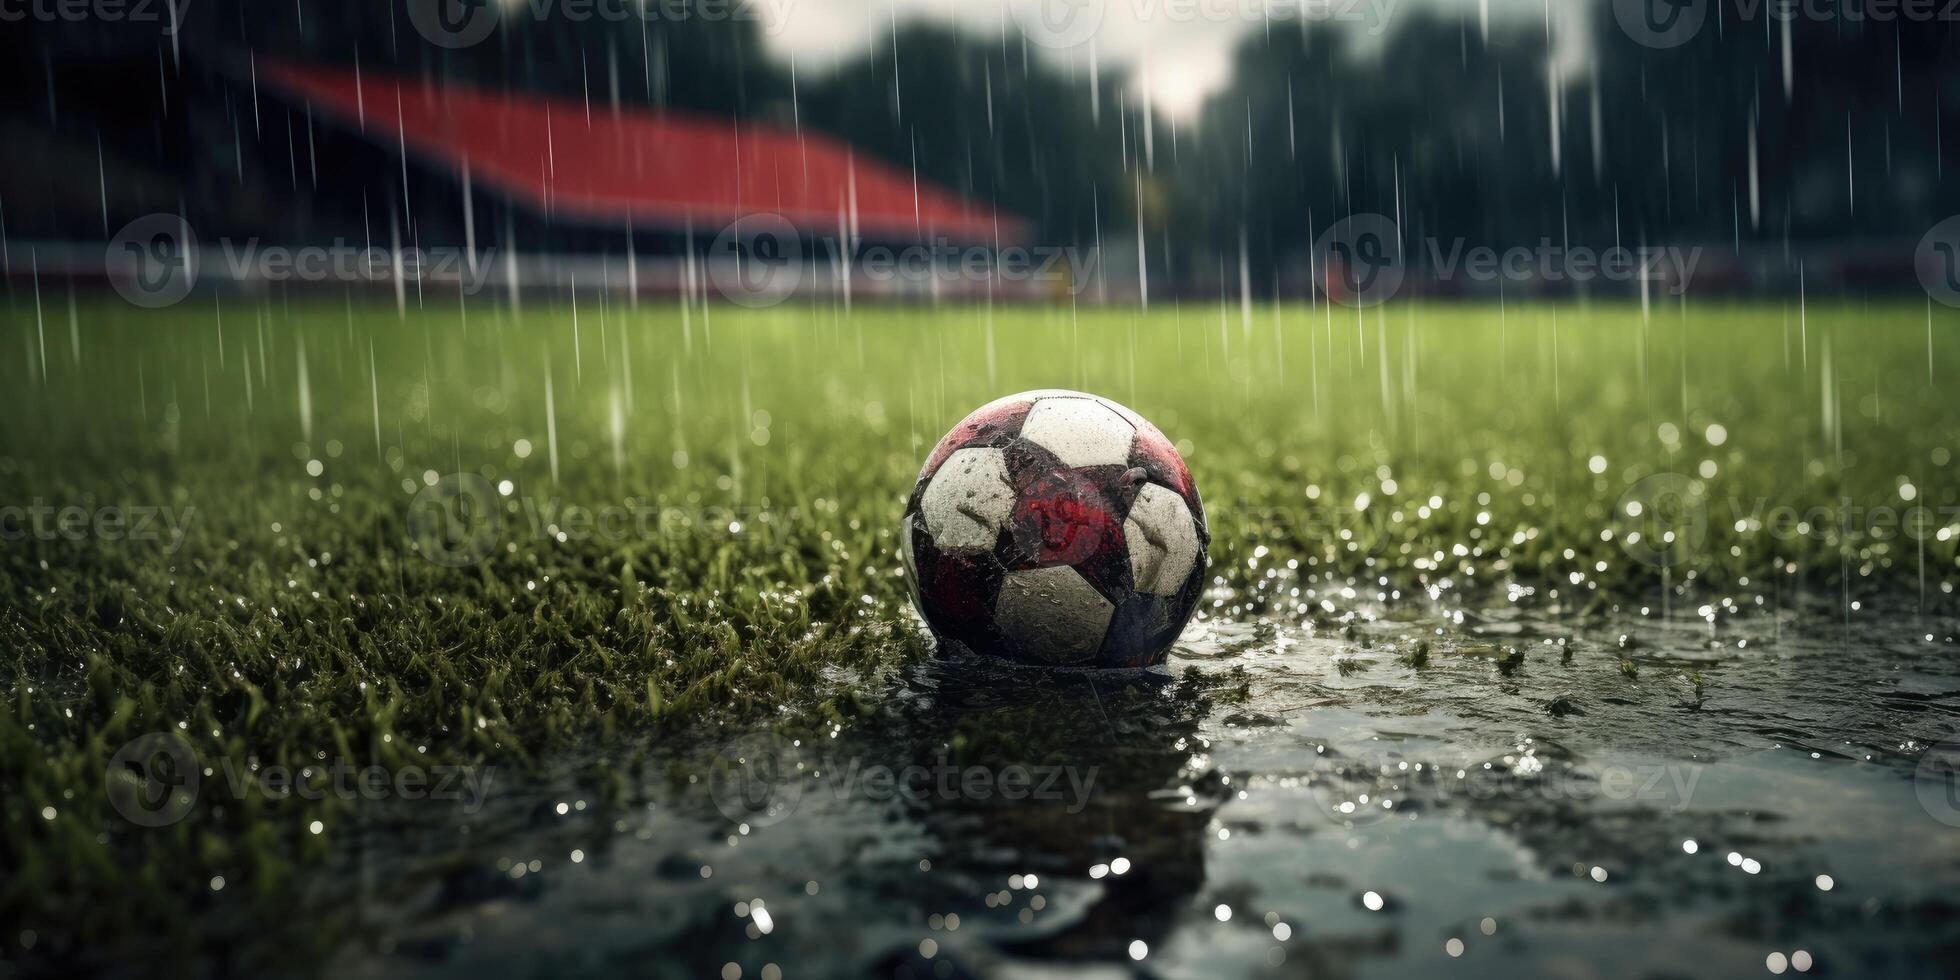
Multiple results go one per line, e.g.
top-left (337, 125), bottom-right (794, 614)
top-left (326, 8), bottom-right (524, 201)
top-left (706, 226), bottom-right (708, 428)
top-left (848, 653), bottom-right (1223, 967)
top-left (300, 599), bottom-right (1960, 978)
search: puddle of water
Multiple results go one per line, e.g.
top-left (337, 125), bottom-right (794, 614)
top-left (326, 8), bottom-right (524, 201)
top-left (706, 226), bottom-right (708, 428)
top-left (293, 597), bottom-right (1959, 978)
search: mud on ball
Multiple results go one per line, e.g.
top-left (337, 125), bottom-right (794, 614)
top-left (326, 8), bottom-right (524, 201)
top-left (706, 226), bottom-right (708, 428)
top-left (900, 390), bottom-right (1209, 668)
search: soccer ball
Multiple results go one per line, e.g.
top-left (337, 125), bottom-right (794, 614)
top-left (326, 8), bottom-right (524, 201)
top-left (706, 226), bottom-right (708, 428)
top-left (901, 390), bottom-right (1208, 668)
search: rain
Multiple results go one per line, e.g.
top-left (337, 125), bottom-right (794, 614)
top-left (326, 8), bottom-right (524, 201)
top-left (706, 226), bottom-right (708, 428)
top-left (1, 0), bottom-right (1958, 976)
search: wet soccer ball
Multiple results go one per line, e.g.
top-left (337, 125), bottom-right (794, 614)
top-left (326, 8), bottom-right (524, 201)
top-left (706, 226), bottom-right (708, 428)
top-left (900, 389), bottom-right (1208, 668)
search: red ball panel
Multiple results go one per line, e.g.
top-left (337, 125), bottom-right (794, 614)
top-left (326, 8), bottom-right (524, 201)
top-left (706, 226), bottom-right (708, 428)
top-left (909, 515), bottom-right (1005, 646)
top-left (916, 398), bottom-right (1034, 485)
top-left (1129, 422), bottom-right (1196, 505)
top-left (1007, 466), bottom-right (1123, 567)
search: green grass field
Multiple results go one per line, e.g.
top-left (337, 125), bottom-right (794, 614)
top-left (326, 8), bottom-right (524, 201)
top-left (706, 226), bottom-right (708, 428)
top-left (3, 297), bottom-right (1957, 961)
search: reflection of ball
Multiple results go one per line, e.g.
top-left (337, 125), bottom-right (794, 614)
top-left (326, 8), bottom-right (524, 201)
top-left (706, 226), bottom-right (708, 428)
top-left (901, 390), bottom-right (1208, 668)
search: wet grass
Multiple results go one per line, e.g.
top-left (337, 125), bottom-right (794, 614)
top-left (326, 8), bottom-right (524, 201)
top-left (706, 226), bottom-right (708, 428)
top-left (0, 296), bottom-right (1956, 967)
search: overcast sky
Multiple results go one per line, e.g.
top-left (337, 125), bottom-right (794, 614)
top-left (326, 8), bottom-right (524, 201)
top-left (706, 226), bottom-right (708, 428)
top-left (746, 0), bottom-right (1593, 121)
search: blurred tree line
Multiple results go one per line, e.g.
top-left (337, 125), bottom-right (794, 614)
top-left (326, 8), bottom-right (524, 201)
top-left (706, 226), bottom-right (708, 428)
top-left (2, 1), bottom-right (1956, 292)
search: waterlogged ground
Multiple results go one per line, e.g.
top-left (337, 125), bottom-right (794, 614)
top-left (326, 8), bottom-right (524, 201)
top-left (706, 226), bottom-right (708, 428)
top-left (7, 300), bottom-right (1960, 976)
top-left (304, 590), bottom-right (1960, 980)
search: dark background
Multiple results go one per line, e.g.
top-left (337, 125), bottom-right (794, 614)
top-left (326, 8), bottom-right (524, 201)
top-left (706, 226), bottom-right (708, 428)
top-left (2, 0), bottom-right (1956, 295)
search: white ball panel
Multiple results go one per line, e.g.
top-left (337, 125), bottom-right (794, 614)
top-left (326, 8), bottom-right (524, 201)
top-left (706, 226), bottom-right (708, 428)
top-left (994, 565), bottom-right (1115, 665)
top-left (1019, 397), bottom-right (1136, 468)
top-left (984, 388), bottom-right (1092, 408)
top-left (1125, 483), bottom-right (1200, 595)
top-left (920, 447), bottom-right (1015, 552)
top-left (1091, 395), bottom-right (1147, 426)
